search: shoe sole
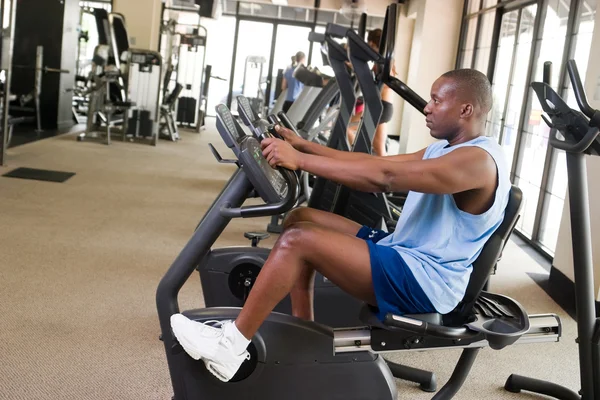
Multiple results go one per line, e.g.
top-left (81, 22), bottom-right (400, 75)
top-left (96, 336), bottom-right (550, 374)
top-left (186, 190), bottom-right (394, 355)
top-left (206, 360), bottom-right (233, 382)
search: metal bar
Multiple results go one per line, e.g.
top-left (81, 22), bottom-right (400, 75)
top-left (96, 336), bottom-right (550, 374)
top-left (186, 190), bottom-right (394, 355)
top-left (226, 3), bottom-right (241, 109)
top-left (505, 374), bottom-right (581, 399)
top-left (265, 23), bottom-right (278, 112)
top-left (0, 0), bottom-right (5, 161)
top-left (566, 151), bottom-right (596, 399)
top-left (34, 46), bottom-right (43, 133)
top-left (496, 8), bottom-right (522, 147)
top-left (333, 314), bottom-right (561, 353)
top-left (432, 348), bottom-right (480, 399)
top-left (238, 15), bottom-right (312, 28)
top-left (1, 0), bottom-right (17, 165)
top-left (386, 361), bottom-right (437, 392)
top-left (486, 6), bottom-right (504, 82)
top-left (163, 6), bottom-right (201, 13)
top-left (456, 0), bottom-right (470, 69)
top-left (471, 0), bottom-right (485, 69)
top-left (465, 0), bottom-right (537, 18)
top-left (156, 170), bottom-right (254, 400)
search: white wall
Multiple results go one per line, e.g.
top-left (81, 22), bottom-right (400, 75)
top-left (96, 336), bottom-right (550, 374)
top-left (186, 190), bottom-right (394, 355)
top-left (398, 0), bottom-right (464, 154)
top-left (552, 8), bottom-right (600, 299)
top-left (113, 0), bottom-right (163, 51)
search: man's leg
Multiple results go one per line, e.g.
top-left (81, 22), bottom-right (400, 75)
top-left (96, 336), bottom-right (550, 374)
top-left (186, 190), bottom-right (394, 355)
top-left (282, 207), bottom-right (365, 319)
top-left (170, 222), bottom-right (377, 382)
top-left (235, 221), bottom-right (376, 338)
top-left (283, 207), bottom-right (363, 234)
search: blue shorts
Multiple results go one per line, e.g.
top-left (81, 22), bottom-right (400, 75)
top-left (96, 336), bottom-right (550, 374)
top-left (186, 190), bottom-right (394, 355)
top-left (356, 226), bottom-right (435, 321)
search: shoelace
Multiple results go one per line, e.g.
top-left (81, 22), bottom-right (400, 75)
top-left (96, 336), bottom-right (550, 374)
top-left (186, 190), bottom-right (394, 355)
top-left (197, 320), bottom-right (226, 338)
top-left (197, 320), bottom-right (249, 359)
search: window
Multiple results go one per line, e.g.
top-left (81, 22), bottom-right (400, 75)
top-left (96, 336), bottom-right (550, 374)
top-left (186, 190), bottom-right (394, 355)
top-left (537, 0), bottom-right (597, 252)
top-left (457, 0), bottom-right (498, 72)
top-left (457, 0), bottom-right (598, 256)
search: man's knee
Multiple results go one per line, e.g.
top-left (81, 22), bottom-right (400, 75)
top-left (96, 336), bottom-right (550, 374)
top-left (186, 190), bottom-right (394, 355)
top-left (276, 221), bottom-right (317, 252)
top-left (283, 207), bottom-right (315, 230)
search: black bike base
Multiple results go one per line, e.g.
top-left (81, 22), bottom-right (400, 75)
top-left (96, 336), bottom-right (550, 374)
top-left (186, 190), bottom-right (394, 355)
top-left (386, 360), bottom-right (437, 392)
top-left (505, 374), bottom-right (581, 399)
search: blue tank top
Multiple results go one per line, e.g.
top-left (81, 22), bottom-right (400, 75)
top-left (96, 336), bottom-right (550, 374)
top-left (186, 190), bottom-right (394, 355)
top-left (284, 66), bottom-right (304, 102)
top-left (377, 136), bottom-right (511, 314)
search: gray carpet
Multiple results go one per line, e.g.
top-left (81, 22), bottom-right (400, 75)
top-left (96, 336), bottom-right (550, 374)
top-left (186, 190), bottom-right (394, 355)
top-left (0, 123), bottom-right (580, 399)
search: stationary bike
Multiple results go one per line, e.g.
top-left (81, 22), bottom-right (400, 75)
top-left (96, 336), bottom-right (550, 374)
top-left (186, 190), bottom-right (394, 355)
top-left (199, 95), bottom-right (365, 328)
top-left (157, 102), bottom-right (562, 400)
top-left (504, 60), bottom-right (600, 400)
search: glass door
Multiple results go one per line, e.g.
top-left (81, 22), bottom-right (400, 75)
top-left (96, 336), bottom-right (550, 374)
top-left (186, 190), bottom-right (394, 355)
top-left (268, 24), bottom-right (312, 109)
top-left (229, 20), bottom-right (274, 115)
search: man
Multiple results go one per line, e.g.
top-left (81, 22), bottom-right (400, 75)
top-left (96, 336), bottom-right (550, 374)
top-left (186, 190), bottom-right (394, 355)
top-left (281, 51), bottom-right (306, 113)
top-left (170, 69), bottom-right (510, 383)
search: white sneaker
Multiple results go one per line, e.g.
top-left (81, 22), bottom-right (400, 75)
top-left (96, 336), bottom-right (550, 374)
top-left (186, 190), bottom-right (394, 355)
top-left (170, 314), bottom-right (250, 382)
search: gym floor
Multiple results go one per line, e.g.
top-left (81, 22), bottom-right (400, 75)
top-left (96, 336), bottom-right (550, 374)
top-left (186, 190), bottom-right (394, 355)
top-left (0, 122), bottom-right (579, 399)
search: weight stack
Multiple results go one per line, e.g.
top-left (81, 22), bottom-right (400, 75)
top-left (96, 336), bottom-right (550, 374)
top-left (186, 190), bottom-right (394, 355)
top-left (177, 97), bottom-right (197, 125)
top-left (139, 110), bottom-right (154, 137)
top-left (127, 109), bottom-right (140, 136)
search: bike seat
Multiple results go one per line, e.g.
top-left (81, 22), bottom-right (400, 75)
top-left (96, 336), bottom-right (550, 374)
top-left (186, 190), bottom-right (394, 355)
top-left (359, 304), bottom-right (442, 328)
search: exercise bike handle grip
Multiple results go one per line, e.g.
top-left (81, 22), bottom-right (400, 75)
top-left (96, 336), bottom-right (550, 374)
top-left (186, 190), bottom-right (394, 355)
top-left (567, 60), bottom-right (600, 129)
top-left (276, 112), bottom-right (301, 137)
top-left (384, 313), bottom-right (477, 339)
top-left (567, 60), bottom-right (595, 119)
top-left (549, 125), bottom-right (600, 153)
top-left (220, 168), bottom-right (299, 218)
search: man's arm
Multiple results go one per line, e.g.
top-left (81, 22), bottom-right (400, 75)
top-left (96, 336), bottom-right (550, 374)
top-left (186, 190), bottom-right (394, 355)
top-left (277, 125), bottom-right (426, 163)
top-left (263, 139), bottom-right (495, 194)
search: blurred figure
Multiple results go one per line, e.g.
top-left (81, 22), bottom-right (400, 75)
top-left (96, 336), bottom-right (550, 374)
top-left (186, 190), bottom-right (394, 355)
top-left (282, 51), bottom-right (306, 113)
top-left (346, 29), bottom-right (396, 156)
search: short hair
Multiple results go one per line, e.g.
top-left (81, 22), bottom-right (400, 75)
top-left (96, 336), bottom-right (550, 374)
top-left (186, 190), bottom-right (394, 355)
top-left (295, 51), bottom-right (306, 62)
top-left (441, 69), bottom-right (493, 114)
top-left (367, 29), bottom-right (382, 48)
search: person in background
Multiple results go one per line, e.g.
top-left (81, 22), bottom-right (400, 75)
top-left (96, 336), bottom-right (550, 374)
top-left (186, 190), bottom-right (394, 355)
top-left (368, 28), bottom-right (395, 156)
top-left (282, 51), bottom-right (306, 113)
top-left (346, 29), bottom-right (396, 156)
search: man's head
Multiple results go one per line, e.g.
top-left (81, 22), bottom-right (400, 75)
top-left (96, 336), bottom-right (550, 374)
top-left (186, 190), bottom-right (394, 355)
top-left (295, 51), bottom-right (306, 65)
top-left (424, 69), bottom-right (493, 141)
top-left (367, 29), bottom-right (382, 52)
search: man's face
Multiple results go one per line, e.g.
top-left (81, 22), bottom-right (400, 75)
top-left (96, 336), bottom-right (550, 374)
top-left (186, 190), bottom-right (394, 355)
top-left (423, 77), bottom-right (464, 139)
top-left (368, 41), bottom-right (378, 52)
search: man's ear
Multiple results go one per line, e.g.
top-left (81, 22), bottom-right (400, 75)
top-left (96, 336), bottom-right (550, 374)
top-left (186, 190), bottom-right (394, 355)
top-left (461, 103), bottom-right (474, 118)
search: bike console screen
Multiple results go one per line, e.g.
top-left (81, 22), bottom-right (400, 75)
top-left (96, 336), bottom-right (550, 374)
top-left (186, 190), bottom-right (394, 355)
top-left (215, 104), bottom-right (288, 203)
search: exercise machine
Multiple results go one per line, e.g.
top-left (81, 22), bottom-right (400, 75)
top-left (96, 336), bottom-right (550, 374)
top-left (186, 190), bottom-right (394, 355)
top-left (77, 11), bottom-right (163, 146)
top-left (503, 60), bottom-right (600, 400)
top-left (157, 99), bottom-right (562, 400)
top-left (199, 94), bottom-right (365, 328)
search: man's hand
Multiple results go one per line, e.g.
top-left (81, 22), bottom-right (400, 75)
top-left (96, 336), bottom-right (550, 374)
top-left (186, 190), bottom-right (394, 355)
top-left (261, 137), bottom-right (304, 170)
top-left (274, 125), bottom-right (304, 149)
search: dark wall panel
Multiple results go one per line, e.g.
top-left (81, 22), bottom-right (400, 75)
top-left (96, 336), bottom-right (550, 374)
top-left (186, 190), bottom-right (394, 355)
top-left (12, 0), bottom-right (77, 130)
